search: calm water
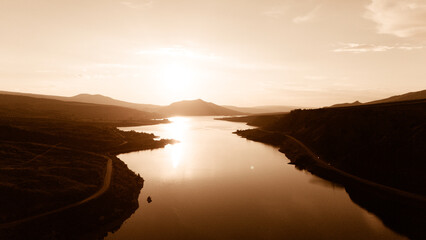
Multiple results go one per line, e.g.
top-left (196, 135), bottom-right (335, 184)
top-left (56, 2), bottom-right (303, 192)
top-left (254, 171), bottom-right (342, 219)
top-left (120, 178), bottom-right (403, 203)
top-left (106, 117), bottom-right (405, 240)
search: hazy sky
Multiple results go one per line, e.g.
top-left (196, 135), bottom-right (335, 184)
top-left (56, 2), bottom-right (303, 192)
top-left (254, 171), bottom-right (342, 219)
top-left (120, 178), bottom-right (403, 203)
top-left (0, 0), bottom-right (425, 107)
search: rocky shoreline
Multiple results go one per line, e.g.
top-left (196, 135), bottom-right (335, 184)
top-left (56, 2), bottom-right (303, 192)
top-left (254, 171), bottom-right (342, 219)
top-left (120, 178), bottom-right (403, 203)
top-left (235, 129), bottom-right (426, 239)
top-left (0, 153), bottom-right (144, 240)
top-left (0, 120), bottom-right (175, 239)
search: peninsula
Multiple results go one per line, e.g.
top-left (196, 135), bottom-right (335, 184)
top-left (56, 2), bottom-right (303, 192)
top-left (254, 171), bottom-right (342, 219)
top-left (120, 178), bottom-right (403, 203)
top-left (0, 94), bottom-right (176, 239)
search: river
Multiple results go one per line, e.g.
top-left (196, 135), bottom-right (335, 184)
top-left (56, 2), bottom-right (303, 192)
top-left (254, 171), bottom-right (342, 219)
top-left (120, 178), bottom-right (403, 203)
top-left (106, 117), bottom-right (406, 240)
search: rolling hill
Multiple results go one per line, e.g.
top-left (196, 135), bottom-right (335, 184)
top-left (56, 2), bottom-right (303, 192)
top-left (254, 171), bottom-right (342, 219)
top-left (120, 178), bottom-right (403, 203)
top-left (0, 91), bottom-right (297, 116)
top-left (234, 98), bottom-right (426, 239)
top-left (0, 94), bottom-right (159, 124)
top-left (368, 89), bottom-right (426, 104)
top-left (0, 91), bottom-right (160, 112)
top-left (223, 105), bottom-right (297, 114)
top-left (69, 94), bottom-right (160, 112)
top-left (330, 89), bottom-right (426, 108)
top-left (156, 99), bottom-right (244, 116)
top-left (329, 101), bottom-right (362, 108)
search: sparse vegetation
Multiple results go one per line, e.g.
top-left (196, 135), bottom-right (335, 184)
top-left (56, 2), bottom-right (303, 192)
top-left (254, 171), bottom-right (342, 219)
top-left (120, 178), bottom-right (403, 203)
top-left (217, 113), bottom-right (285, 127)
top-left (232, 100), bottom-right (426, 239)
top-left (0, 94), bottom-right (176, 238)
top-left (235, 100), bottom-right (426, 195)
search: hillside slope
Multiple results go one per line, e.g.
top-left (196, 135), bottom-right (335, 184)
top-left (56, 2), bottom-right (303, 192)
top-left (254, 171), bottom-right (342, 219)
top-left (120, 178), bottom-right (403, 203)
top-left (239, 99), bottom-right (426, 195)
top-left (368, 89), bottom-right (426, 105)
top-left (0, 91), bottom-right (160, 113)
top-left (70, 94), bottom-right (160, 112)
top-left (223, 105), bottom-right (297, 114)
top-left (0, 94), bottom-right (160, 124)
top-left (157, 99), bottom-right (244, 116)
top-left (330, 89), bottom-right (426, 107)
top-left (0, 91), bottom-right (251, 116)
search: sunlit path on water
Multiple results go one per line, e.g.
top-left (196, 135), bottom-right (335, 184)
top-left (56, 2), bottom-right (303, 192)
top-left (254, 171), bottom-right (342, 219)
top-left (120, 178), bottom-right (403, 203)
top-left (107, 117), bottom-right (406, 240)
top-left (161, 117), bottom-right (190, 170)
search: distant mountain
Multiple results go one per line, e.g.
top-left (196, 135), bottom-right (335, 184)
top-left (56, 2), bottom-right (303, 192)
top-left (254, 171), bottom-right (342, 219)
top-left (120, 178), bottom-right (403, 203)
top-left (0, 91), bottom-right (160, 113)
top-left (157, 99), bottom-right (244, 116)
top-left (223, 105), bottom-right (297, 114)
top-left (70, 94), bottom-right (160, 112)
top-left (329, 89), bottom-right (426, 108)
top-left (367, 89), bottom-right (426, 105)
top-left (0, 90), bottom-right (72, 101)
top-left (0, 90), bottom-right (292, 117)
top-left (0, 94), bottom-right (158, 123)
top-left (330, 101), bottom-right (362, 108)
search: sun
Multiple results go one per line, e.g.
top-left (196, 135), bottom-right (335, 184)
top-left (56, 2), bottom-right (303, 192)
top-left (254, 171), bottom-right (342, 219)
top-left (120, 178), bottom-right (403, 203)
top-left (160, 62), bottom-right (195, 95)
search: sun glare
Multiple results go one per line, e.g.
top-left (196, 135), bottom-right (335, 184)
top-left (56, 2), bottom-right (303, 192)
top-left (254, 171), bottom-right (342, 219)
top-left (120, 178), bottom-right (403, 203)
top-left (163, 117), bottom-right (190, 169)
top-left (165, 117), bottom-right (190, 141)
top-left (160, 62), bottom-right (195, 96)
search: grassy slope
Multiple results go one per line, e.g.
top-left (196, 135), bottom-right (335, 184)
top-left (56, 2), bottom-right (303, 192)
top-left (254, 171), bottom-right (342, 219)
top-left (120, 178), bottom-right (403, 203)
top-left (217, 114), bottom-right (285, 127)
top-left (0, 94), bottom-right (164, 125)
top-left (157, 99), bottom-right (244, 116)
top-left (368, 89), bottom-right (426, 105)
top-left (232, 100), bottom-right (426, 239)
top-left (0, 142), bottom-right (106, 223)
top-left (0, 119), bottom-right (175, 224)
top-left (235, 99), bottom-right (426, 195)
top-left (0, 95), bottom-right (176, 237)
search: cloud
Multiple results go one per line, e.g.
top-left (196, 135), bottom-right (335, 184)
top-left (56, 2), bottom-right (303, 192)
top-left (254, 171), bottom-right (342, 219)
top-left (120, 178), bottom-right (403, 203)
top-left (227, 62), bottom-right (288, 71)
top-left (365, 0), bottom-right (426, 37)
top-left (304, 75), bottom-right (329, 80)
top-left (120, 0), bottom-right (153, 9)
top-left (136, 46), bottom-right (289, 71)
top-left (293, 5), bottom-right (320, 23)
top-left (262, 10), bottom-right (285, 19)
top-left (262, 3), bottom-right (320, 23)
top-left (136, 46), bottom-right (220, 61)
top-left (35, 70), bottom-right (57, 73)
top-left (91, 63), bottom-right (147, 69)
top-left (333, 43), bottom-right (424, 53)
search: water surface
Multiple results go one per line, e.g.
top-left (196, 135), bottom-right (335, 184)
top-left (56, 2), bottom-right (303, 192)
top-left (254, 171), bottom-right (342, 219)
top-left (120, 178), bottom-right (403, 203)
top-left (107, 117), bottom-right (405, 239)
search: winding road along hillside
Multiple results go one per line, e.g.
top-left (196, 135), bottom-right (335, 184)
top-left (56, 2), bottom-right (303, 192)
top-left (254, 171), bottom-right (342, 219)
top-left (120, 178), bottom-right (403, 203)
top-left (0, 148), bottom-right (113, 229)
top-left (283, 134), bottom-right (426, 205)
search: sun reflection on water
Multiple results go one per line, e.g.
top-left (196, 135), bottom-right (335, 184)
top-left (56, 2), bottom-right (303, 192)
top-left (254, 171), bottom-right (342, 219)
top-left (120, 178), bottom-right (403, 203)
top-left (164, 117), bottom-right (190, 141)
top-left (170, 144), bottom-right (183, 168)
top-left (163, 117), bottom-right (190, 171)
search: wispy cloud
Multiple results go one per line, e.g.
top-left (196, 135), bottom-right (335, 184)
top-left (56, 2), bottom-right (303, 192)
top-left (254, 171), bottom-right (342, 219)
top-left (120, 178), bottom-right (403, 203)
top-left (262, 10), bottom-right (285, 19)
top-left (262, 4), bottom-right (320, 23)
top-left (91, 63), bottom-right (148, 69)
top-left (136, 46), bottom-right (289, 71)
top-left (333, 43), bottom-right (424, 53)
top-left (227, 62), bottom-right (288, 71)
top-left (35, 70), bottom-right (57, 73)
top-left (293, 5), bottom-right (320, 23)
top-left (304, 75), bottom-right (329, 81)
top-left (136, 46), bottom-right (220, 60)
top-left (365, 0), bottom-right (426, 37)
top-left (120, 0), bottom-right (153, 9)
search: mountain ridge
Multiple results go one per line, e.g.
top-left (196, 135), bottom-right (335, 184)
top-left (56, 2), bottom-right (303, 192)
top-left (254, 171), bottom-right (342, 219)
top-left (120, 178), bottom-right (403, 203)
top-left (157, 99), bottom-right (244, 116)
top-left (0, 94), bottom-right (161, 124)
top-left (71, 93), bottom-right (160, 112)
top-left (0, 91), bottom-right (245, 116)
top-left (330, 89), bottom-right (426, 108)
top-left (223, 105), bottom-right (297, 114)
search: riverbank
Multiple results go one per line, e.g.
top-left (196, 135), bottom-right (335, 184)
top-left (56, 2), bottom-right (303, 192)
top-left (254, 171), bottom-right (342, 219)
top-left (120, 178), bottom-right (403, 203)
top-left (236, 129), bottom-right (426, 202)
top-left (0, 118), bottom-right (175, 239)
top-left (231, 99), bottom-right (426, 239)
top-left (229, 100), bottom-right (426, 195)
top-left (235, 128), bottom-right (426, 239)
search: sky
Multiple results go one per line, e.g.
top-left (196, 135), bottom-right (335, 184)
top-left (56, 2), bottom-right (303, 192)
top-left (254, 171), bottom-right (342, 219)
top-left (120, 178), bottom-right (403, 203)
top-left (0, 0), bottom-right (425, 107)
